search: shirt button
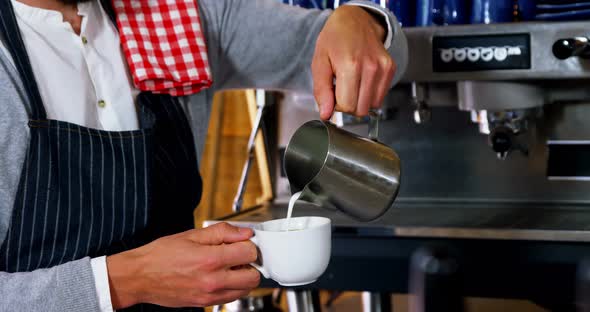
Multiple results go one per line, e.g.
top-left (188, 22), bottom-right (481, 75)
top-left (81, 36), bottom-right (88, 45)
top-left (98, 100), bottom-right (106, 108)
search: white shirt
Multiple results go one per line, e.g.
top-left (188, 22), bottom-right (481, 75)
top-left (2, 2), bottom-right (394, 312)
top-left (12, 0), bottom-right (139, 131)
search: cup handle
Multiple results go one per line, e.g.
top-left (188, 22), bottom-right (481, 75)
top-left (368, 108), bottom-right (382, 142)
top-left (249, 236), bottom-right (270, 279)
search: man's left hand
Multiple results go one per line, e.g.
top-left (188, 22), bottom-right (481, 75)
top-left (312, 5), bottom-right (396, 120)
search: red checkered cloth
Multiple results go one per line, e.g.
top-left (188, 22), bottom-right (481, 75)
top-left (112, 0), bottom-right (213, 96)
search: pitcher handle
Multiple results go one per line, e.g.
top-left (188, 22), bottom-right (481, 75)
top-left (368, 108), bottom-right (382, 142)
top-left (329, 78), bottom-right (381, 141)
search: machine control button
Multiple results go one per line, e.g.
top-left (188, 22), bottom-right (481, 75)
top-left (433, 34), bottom-right (531, 71)
top-left (467, 48), bottom-right (480, 62)
top-left (454, 48), bottom-right (467, 62)
top-left (490, 129), bottom-right (513, 160)
top-left (441, 49), bottom-right (454, 63)
top-left (494, 47), bottom-right (508, 61)
top-left (480, 48), bottom-right (494, 62)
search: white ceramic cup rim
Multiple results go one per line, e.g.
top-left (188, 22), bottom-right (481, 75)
top-left (253, 216), bottom-right (331, 232)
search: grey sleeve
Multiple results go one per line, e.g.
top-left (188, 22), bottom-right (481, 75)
top-left (198, 0), bottom-right (408, 94)
top-left (0, 258), bottom-right (101, 312)
top-left (0, 52), bottom-right (101, 312)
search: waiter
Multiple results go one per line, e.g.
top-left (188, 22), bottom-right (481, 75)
top-left (0, 0), bottom-right (407, 311)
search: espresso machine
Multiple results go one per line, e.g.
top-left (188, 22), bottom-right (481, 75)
top-left (206, 21), bottom-right (590, 312)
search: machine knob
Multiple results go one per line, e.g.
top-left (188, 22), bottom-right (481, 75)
top-left (414, 104), bottom-right (432, 124)
top-left (553, 37), bottom-right (590, 60)
top-left (490, 129), bottom-right (512, 160)
top-left (412, 82), bottom-right (431, 125)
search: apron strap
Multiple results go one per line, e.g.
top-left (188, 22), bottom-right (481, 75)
top-left (0, 0), bottom-right (47, 120)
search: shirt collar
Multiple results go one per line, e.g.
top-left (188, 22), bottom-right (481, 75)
top-left (11, 0), bottom-right (100, 31)
top-left (10, 0), bottom-right (97, 29)
top-left (11, 0), bottom-right (66, 25)
top-left (77, 2), bottom-right (93, 18)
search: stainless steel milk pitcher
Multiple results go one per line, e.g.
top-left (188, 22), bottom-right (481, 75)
top-left (284, 111), bottom-right (401, 221)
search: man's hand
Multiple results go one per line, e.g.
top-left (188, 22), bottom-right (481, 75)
top-left (312, 5), bottom-right (396, 120)
top-left (106, 223), bottom-right (260, 309)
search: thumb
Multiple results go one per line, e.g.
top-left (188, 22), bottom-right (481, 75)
top-left (193, 223), bottom-right (253, 245)
top-left (312, 53), bottom-right (336, 120)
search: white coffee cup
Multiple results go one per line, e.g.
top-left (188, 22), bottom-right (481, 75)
top-left (249, 216), bottom-right (331, 286)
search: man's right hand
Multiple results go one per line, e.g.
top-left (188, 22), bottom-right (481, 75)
top-left (106, 223), bottom-right (260, 309)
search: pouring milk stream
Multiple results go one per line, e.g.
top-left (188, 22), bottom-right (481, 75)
top-left (283, 191), bottom-right (303, 231)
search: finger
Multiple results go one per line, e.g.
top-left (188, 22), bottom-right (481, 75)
top-left (219, 267), bottom-right (261, 290)
top-left (334, 59), bottom-right (361, 116)
top-left (192, 223), bottom-right (253, 245)
top-left (372, 55), bottom-right (397, 109)
top-left (219, 241), bottom-right (258, 268)
top-left (230, 264), bottom-right (251, 271)
top-left (312, 52), bottom-right (336, 120)
top-left (356, 61), bottom-right (379, 117)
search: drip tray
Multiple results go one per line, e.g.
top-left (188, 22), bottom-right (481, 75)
top-left (204, 201), bottom-right (590, 242)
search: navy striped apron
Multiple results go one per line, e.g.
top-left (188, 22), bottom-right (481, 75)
top-left (0, 2), bottom-right (203, 311)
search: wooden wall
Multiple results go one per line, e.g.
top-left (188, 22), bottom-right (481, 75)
top-left (195, 90), bottom-right (270, 227)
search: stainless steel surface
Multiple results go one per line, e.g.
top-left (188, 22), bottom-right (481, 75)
top-left (224, 298), bottom-right (265, 312)
top-left (457, 82), bottom-right (545, 111)
top-left (232, 90), bottom-right (265, 213)
top-left (411, 82), bottom-right (431, 124)
top-left (286, 290), bottom-right (320, 312)
top-left (284, 120), bottom-right (401, 221)
top-left (368, 109), bottom-right (382, 141)
top-left (382, 22), bottom-right (590, 157)
top-left (389, 80), bottom-right (590, 110)
top-left (401, 22), bottom-right (590, 82)
top-left (204, 201), bottom-right (590, 242)
top-left (348, 104), bottom-right (590, 203)
top-left (362, 292), bottom-right (391, 312)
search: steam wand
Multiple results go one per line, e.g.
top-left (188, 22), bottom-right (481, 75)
top-left (232, 91), bottom-right (266, 213)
